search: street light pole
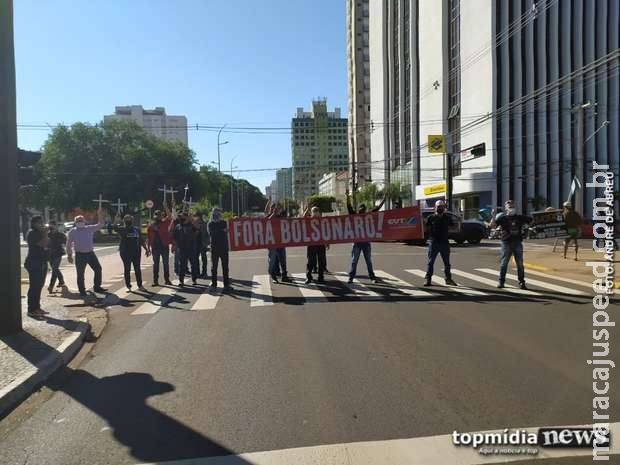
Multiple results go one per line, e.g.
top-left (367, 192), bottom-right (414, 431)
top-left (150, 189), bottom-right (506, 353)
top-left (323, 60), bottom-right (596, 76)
top-left (0, 0), bottom-right (21, 335)
top-left (230, 155), bottom-right (238, 214)
top-left (217, 125), bottom-right (228, 207)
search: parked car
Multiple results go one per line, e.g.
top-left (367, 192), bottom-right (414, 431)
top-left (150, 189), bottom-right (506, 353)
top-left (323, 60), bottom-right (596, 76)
top-left (415, 209), bottom-right (486, 245)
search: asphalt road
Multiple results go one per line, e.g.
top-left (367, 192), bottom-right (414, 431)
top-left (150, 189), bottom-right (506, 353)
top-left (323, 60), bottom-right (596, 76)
top-left (3, 241), bottom-right (618, 464)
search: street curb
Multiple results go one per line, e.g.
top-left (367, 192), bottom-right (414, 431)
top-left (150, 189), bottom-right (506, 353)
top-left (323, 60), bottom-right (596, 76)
top-left (0, 318), bottom-right (89, 419)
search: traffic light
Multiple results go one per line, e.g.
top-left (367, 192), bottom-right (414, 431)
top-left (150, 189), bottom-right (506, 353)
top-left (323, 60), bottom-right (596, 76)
top-left (17, 149), bottom-right (41, 186)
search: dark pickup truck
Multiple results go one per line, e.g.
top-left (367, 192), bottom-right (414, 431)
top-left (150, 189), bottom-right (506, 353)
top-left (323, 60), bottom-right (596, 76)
top-left (412, 210), bottom-right (487, 245)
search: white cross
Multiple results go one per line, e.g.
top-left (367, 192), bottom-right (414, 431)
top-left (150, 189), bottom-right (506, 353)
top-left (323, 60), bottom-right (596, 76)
top-left (184, 196), bottom-right (196, 211)
top-left (182, 184), bottom-right (190, 203)
top-left (92, 194), bottom-right (109, 210)
top-left (111, 198), bottom-right (127, 216)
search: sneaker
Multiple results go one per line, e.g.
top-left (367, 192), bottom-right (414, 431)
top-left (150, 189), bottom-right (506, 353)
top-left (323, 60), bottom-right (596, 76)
top-left (138, 286), bottom-right (146, 292)
top-left (164, 279), bottom-right (173, 286)
top-left (93, 287), bottom-right (107, 293)
top-left (304, 278), bottom-right (312, 284)
top-left (347, 277), bottom-right (354, 284)
top-left (37, 308), bottom-right (50, 315)
top-left (271, 275), bottom-right (279, 284)
top-left (223, 285), bottom-right (233, 292)
top-left (445, 278), bottom-right (457, 286)
top-left (317, 278), bottom-right (326, 284)
top-left (79, 291), bottom-right (88, 297)
top-left (519, 282), bottom-right (527, 290)
top-left (192, 280), bottom-right (198, 286)
top-left (497, 282), bottom-right (505, 289)
top-left (423, 279), bottom-right (432, 287)
top-left (152, 281), bottom-right (159, 287)
top-left (370, 276), bottom-right (381, 283)
top-left (209, 284), bottom-right (217, 291)
top-left (47, 285), bottom-right (54, 294)
top-left (27, 309), bottom-right (46, 318)
top-left (126, 285), bottom-right (132, 291)
top-left (281, 276), bottom-right (292, 283)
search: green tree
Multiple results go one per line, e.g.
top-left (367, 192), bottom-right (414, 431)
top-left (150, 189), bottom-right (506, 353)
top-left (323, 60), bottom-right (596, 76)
top-left (357, 182), bottom-right (383, 207)
top-left (306, 194), bottom-right (336, 213)
top-left (528, 195), bottom-right (547, 211)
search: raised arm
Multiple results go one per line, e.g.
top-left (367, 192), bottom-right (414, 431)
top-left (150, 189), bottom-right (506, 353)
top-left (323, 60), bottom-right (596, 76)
top-left (345, 189), bottom-right (355, 214)
top-left (372, 193), bottom-right (387, 212)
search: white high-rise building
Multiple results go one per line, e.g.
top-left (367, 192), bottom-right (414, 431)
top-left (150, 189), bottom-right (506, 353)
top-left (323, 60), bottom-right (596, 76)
top-left (369, 0), bottom-right (619, 218)
top-left (104, 105), bottom-right (188, 145)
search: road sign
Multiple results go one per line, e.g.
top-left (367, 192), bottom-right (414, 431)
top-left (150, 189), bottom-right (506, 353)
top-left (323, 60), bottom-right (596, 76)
top-left (427, 135), bottom-right (445, 154)
top-left (145, 199), bottom-right (154, 209)
top-left (460, 143), bottom-right (486, 163)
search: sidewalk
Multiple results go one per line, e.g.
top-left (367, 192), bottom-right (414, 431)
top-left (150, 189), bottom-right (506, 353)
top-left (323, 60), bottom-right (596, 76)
top-left (519, 238), bottom-right (619, 286)
top-left (0, 291), bottom-right (107, 418)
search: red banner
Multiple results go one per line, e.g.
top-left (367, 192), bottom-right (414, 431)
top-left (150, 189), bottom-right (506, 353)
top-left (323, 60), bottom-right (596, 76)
top-left (228, 207), bottom-right (423, 251)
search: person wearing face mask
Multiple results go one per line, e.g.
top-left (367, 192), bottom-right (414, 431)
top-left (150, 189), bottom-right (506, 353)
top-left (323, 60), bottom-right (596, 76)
top-left (172, 212), bottom-right (200, 287)
top-left (194, 212), bottom-right (210, 279)
top-left (424, 199), bottom-right (457, 287)
top-left (66, 208), bottom-right (106, 297)
top-left (346, 189), bottom-right (386, 283)
top-left (114, 214), bottom-right (149, 291)
top-left (301, 204), bottom-right (327, 284)
top-left (267, 202), bottom-right (292, 284)
top-left (47, 220), bottom-right (67, 294)
top-left (207, 208), bottom-right (232, 291)
top-left (147, 208), bottom-right (173, 286)
top-left (25, 216), bottom-right (50, 317)
top-left (491, 200), bottom-right (532, 289)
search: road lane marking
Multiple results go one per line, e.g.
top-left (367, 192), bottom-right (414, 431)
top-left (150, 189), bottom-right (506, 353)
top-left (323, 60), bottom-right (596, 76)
top-left (372, 270), bottom-right (433, 297)
top-left (131, 286), bottom-right (176, 315)
top-left (332, 272), bottom-right (379, 296)
top-left (291, 273), bottom-right (328, 302)
top-left (476, 268), bottom-right (588, 296)
top-left (515, 268), bottom-right (592, 288)
top-left (405, 269), bottom-right (488, 296)
top-left (139, 421), bottom-right (620, 465)
top-left (251, 275), bottom-right (273, 307)
top-left (190, 285), bottom-right (222, 311)
top-left (450, 269), bottom-right (541, 296)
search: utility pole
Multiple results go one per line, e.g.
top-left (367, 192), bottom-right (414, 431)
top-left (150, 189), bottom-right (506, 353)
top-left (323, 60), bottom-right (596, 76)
top-left (0, 0), bottom-right (21, 335)
top-left (217, 124), bottom-right (228, 207)
top-left (350, 134), bottom-right (357, 208)
top-left (445, 134), bottom-right (454, 210)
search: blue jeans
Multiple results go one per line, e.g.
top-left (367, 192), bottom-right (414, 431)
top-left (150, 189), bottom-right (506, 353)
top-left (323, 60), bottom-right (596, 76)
top-left (48, 255), bottom-right (65, 288)
top-left (25, 260), bottom-right (47, 311)
top-left (349, 242), bottom-right (375, 279)
top-left (151, 247), bottom-right (170, 282)
top-left (268, 248), bottom-right (287, 277)
top-left (425, 240), bottom-right (451, 280)
top-left (500, 240), bottom-right (525, 284)
top-left (178, 248), bottom-right (199, 282)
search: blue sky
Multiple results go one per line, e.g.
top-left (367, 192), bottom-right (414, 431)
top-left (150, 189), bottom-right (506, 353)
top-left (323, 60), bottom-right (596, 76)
top-left (14, 0), bottom-right (348, 191)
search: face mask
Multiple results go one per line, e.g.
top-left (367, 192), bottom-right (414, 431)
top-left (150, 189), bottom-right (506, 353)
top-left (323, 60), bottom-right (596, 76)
top-left (212, 212), bottom-right (221, 221)
top-left (75, 221), bottom-right (85, 228)
top-left (505, 208), bottom-right (516, 215)
top-left (436, 208), bottom-right (445, 214)
top-left (124, 220), bottom-right (132, 226)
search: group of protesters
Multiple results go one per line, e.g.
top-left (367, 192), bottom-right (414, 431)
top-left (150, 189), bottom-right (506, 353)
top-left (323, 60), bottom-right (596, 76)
top-left (24, 188), bottom-right (584, 318)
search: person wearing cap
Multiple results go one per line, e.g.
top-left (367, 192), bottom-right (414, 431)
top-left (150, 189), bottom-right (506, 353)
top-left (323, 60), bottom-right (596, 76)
top-left (66, 208), bottom-right (107, 296)
top-left (346, 189), bottom-right (386, 283)
top-left (113, 213), bottom-right (149, 291)
top-left (208, 207), bottom-right (232, 291)
top-left (490, 200), bottom-right (532, 289)
top-left (424, 199), bottom-right (457, 286)
top-left (147, 205), bottom-right (174, 286)
top-left (562, 201), bottom-right (582, 261)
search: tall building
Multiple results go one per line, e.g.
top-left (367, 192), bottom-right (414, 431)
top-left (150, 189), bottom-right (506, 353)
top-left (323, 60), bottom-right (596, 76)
top-left (104, 105), bottom-right (188, 145)
top-left (292, 100), bottom-right (349, 202)
top-left (276, 167), bottom-right (293, 201)
top-left (347, 0), bottom-right (372, 187)
top-left (369, 0), bottom-right (619, 218)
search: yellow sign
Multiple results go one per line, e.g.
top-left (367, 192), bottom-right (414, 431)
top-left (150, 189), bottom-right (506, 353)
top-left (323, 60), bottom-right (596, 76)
top-left (423, 182), bottom-right (446, 196)
top-left (427, 135), bottom-right (445, 153)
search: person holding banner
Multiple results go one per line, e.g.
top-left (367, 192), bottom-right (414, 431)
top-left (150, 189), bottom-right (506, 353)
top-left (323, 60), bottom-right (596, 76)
top-left (303, 205), bottom-right (327, 284)
top-left (268, 203), bottom-right (291, 284)
top-left (208, 208), bottom-right (232, 291)
top-left (346, 189), bottom-right (385, 283)
top-left (424, 200), bottom-right (457, 287)
top-left (491, 200), bottom-right (531, 289)
top-left (562, 202), bottom-right (582, 261)
top-left (194, 212), bottom-right (210, 278)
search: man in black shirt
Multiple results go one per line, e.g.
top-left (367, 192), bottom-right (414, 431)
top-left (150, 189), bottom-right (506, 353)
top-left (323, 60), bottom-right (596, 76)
top-left (491, 200), bottom-right (532, 289)
top-left (208, 208), bottom-right (232, 291)
top-left (173, 213), bottom-right (200, 287)
top-left (25, 216), bottom-right (49, 317)
top-left (114, 214), bottom-right (149, 291)
top-left (194, 212), bottom-right (210, 279)
top-left (424, 200), bottom-right (457, 286)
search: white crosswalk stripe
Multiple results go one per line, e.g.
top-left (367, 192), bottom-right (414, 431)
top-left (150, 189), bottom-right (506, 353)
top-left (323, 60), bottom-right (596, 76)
top-left (372, 270), bottom-right (433, 297)
top-left (190, 284), bottom-right (222, 311)
top-left (291, 273), bottom-right (328, 302)
top-left (450, 269), bottom-right (541, 296)
top-left (476, 268), bottom-right (588, 296)
top-left (332, 272), bottom-right (380, 296)
top-left (405, 269), bottom-right (489, 296)
top-left (516, 268), bottom-right (592, 288)
top-left (131, 286), bottom-right (176, 315)
top-left (251, 275), bottom-right (274, 307)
